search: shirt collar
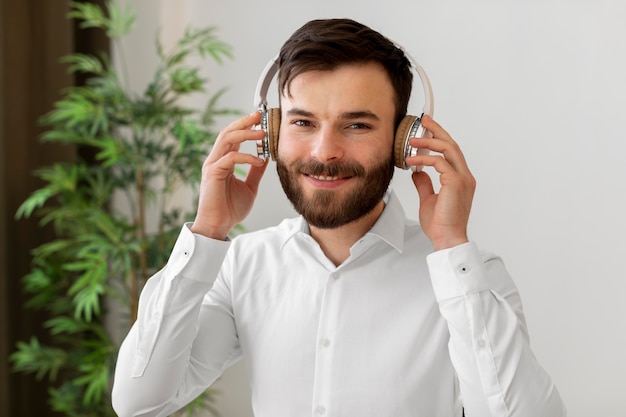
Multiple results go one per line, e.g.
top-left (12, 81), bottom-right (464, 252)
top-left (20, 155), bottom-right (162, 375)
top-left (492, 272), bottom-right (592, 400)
top-left (367, 189), bottom-right (406, 253)
top-left (279, 188), bottom-right (406, 253)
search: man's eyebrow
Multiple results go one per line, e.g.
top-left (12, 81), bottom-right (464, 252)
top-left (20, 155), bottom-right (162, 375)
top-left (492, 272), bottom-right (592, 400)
top-left (285, 108), bottom-right (315, 118)
top-left (285, 108), bottom-right (380, 121)
top-left (340, 110), bottom-right (380, 121)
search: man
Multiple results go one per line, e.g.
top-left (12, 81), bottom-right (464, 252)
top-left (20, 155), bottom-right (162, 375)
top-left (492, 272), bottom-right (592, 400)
top-left (112, 18), bottom-right (566, 417)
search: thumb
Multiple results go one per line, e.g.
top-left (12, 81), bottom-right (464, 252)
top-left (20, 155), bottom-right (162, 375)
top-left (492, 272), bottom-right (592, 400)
top-left (245, 159), bottom-right (269, 194)
top-left (411, 170), bottom-right (434, 202)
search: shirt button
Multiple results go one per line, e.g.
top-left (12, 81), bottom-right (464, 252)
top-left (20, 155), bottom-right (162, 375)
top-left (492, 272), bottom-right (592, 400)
top-left (315, 405), bottom-right (326, 415)
top-left (477, 339), bottom-right (487, 349)
top-left (320, 338), bottom-right (331, 348)
top-left (459, 264), bottom-right (470, 274)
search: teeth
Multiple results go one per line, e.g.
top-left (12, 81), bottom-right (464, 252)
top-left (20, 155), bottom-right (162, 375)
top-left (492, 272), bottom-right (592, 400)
top-left (311, 175), bottom-right (338, 181)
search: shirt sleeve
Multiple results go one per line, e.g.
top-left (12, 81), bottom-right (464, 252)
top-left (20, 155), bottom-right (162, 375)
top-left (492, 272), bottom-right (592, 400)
top-left (426, 242), bottom-right (566, 417)
top-left (112, 224), bottom-right (240, 417)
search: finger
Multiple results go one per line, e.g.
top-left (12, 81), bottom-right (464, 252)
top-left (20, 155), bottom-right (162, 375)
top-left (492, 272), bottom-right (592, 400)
top-left (244, 159), bottom-right (270, 194)
top-left (406, 154), bottom-right (455, 177)
top-left (408, 136), bottom-right (460, 155)
top-left (409, 122), bottom-right (471, 176)
top-left (411, 170), bottom-right (435, 201)
top-left (408, 137), bottom-right (470, 172)
top-left (215, 151), bottom-right (266, 172)
top-left (409, 152), bottom-right (476, 195)
top-left (213, 129), bottom-right (266, 156)
top-left (209, 121), bottom-right (266, 163)
top-left (214, 111), bottom-right (262, 144)
top-left (421, 114), bottom-right (453, 141)
top-left (224, 110), bottom-right (262, 131)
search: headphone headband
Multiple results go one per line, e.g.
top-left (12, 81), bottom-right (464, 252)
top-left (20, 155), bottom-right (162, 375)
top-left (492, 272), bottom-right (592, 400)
top-left (253, 46), bottom-right (434, 118)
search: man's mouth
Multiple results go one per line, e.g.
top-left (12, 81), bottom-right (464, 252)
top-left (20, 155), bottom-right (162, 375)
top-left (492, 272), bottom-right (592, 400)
top-left (308, 174), bottom-right (341, 181)
top-left (295, 160), bottom-right (364, 184)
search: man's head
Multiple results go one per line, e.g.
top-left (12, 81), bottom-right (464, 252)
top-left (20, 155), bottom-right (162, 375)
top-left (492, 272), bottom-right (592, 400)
top-left (275, 19), bottom-right (412, 229)
top-left (277, 18), bottom-right (413, 128)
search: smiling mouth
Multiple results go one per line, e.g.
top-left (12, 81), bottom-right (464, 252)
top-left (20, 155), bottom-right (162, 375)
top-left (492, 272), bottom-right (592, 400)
top-left (307, 174), bottom-right (341, 181)
top-left (296, 160), bottom-right (364, 183)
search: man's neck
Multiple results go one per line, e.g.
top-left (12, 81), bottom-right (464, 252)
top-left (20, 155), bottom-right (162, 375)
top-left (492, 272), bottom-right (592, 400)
top-left (309, 200), bottom-right (385, 267)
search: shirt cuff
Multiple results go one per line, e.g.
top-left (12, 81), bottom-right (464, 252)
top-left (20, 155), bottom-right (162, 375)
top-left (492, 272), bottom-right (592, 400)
top-left (130, 224), bottom-right (231, 377)
top-left (426, 241), bottom-right (491, 303)
top-left (165, 222), bottom-right (231, 284)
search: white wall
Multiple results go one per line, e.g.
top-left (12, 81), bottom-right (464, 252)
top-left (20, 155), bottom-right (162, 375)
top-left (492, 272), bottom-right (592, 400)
top-left (118, 1), bottom-right (626, 416)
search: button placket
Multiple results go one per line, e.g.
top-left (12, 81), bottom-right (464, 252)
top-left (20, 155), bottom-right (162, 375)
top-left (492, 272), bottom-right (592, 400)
top-left (311, 270), bottom-right (339, 417)
top-left (315, 405), bottom-right (326, 415)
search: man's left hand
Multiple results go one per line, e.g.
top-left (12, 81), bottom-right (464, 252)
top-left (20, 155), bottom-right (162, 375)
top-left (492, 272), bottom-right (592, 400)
top-left (406, 115), bottom-right (476, 251)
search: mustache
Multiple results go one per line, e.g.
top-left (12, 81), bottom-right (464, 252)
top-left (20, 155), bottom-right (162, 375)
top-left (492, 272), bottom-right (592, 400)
top-left (292, 159), bottom-right (366, 178)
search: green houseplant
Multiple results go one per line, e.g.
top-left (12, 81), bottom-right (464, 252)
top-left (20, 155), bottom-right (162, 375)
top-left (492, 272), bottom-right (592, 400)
top-left (10, 2), bottom-right (238, 415)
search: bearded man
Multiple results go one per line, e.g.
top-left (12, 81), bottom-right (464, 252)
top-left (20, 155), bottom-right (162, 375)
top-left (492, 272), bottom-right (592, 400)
top-left (112, 18), bottom-right (566, 417)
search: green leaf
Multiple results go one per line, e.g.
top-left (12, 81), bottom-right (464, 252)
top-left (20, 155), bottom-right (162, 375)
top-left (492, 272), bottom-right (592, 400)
top-left (15, 187), bottom-right (55, 219)
top-left (171, 118), bottom-right (209, 151)
top-left (105, 0), bottom-right (136, 39)
top-left (44, 316), bottom-right (88, 335)
top-left (21, 268), bottom-right (64, 310)
top-left (48, 384), bottom-right (83, 415)
top-left (22, 268), bottom-right (54, 292)
top-left (61, 53), bottom-right (104, 75)
top-left (94, 136), bottom-right (122, 166)
top-left (31, 239), bottom-right (72, 259)
top-left (40, 129), bottom-right (86, 144)
top-left (169, 67), bottom-right (205, 94)
top-left (68, 2), bottom-right (108, 30)
top-left (15, 164), bottom-right (83, 221)
top-left (45, 92), bottom-right (105, 135)
top-left (74, 360), bottom-right (110, 405)
top-left (165, 49), bottom-right (191, 67)
top-left (69, 1), bottom-right (135, 40)
top-left (73, 282), bottom-right (105, 322)
top-left (37, 164), bottom-right (81, 190)
top-left (185, 27), bottom-right (232, 61)
top-left (10, 337), bottom-right (67, 381)
top-left (195, 29), bottom-right (232, 64)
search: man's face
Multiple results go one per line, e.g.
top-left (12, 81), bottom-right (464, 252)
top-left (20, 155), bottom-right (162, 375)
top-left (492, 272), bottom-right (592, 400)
top-left (276, 63), bottom-right (396, 229)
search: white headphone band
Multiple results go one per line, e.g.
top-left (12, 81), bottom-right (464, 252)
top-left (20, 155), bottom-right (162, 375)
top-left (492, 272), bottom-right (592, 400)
top-left (253, 46), bottom-right (434, 117)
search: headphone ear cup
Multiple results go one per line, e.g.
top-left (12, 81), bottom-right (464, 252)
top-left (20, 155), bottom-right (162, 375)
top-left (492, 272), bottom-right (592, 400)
top-left (394, 115), bottom-right (419, 169)
top-left (267, 107), bottom-right (281, 160)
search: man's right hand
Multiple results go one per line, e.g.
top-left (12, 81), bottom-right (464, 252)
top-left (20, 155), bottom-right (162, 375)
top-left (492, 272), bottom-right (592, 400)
top-left (190, 111), bottom-right (269, 240)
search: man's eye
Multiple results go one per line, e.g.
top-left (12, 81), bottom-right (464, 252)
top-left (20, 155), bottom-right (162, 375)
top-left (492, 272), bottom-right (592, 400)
top-left (348, 123), bottom-right (370, 129)
top-left (293, 120), bottom-right (312, 127)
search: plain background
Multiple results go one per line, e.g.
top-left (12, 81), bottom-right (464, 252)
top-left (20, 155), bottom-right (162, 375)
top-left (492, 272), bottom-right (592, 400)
top-left (115, 0), bottom-right (626, 416)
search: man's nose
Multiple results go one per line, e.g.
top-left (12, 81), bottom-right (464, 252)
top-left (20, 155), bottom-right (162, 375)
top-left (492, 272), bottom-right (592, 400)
top-left (310, 127), bottom-right (345, 163)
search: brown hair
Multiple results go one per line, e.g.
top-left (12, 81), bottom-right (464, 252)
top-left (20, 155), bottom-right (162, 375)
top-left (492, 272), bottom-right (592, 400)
top-left (278, 18), bottom-right (413, 127)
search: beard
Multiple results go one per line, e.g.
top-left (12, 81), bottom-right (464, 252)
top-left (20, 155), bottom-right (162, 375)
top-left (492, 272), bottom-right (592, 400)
top-left (276, 155), bottom-right (394, 229)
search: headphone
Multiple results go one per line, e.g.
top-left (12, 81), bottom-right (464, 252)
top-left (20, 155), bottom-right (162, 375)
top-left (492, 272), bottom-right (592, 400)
top-left (253, 46), bottom-right (434, 170)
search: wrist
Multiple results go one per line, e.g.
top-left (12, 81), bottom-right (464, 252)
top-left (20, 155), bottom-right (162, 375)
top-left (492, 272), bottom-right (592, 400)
top-left (189, 221), bottom-right (230, 241)
top-left (431, 236), bottom-right (469, 252)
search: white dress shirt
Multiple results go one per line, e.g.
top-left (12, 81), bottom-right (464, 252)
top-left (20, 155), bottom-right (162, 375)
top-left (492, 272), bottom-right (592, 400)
top-left (112, 190), bottom-right (566, 417)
